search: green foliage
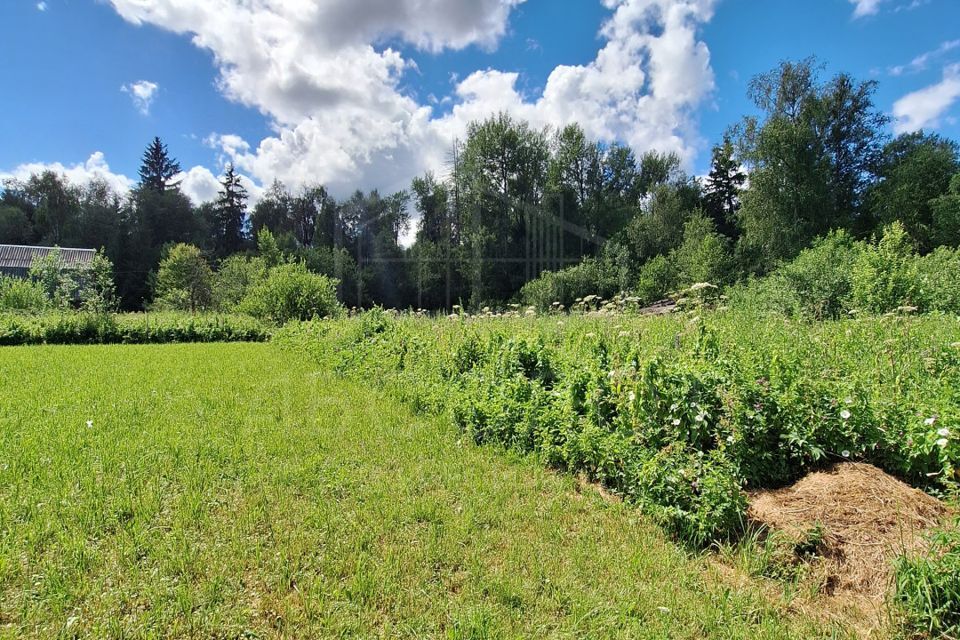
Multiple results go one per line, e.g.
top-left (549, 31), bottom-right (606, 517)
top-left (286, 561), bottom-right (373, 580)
top-left (772, 230), bottom-right (861, 319)
top-left (0, 312), bottom-right (269, 345)
top-left (931, 172), bottom-right (960, 248)
top-left (912, 246), bottom-right (960, 314)
top-left (635, 255), bottom-right (678, 304)
top-left (277, 310), bottom-right (960, 550)
top-left (635, 446), bottom-right (746, 547)
top-left (894, 524), bottom-right (960, 637)
top-left (153, 243), bottom-right (214, 312)
top-left (256, 226), bottom-right (284, 268)
top-left (77, 251), bottom-right (117, 313)
top-left (733, 230), bottom-right (862, 319)
top-left (519, 258), bottom-right (618, 311)
top-left (868, 133), bottom-right (960, 250)
top-left (213, 254), bottom-right (267, 311)
top-left (0, 275), bottom-right (49, 312)
top-left (851, 222), bottom-right (918, 314)
top-left (239, 261), bottom-right (342, 324)
top-left (0, 204), bottom-right (31, 244)
top-left (671, 212), bottom-right (735, 288)
top-left (28, 247), bottom-right (77, 308)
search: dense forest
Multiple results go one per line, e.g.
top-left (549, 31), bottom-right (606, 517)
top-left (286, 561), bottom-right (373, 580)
top-left (2, 59), bottom-right (959, 313)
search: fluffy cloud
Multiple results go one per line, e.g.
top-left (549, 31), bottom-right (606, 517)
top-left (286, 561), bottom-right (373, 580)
top-left (175, 164), bottom-right (264, 206)
top-left (0, 152), bottom-right (261, 207)
top-left (0, 152), bottom-right (135, 194)
top-left (107, 0), bottom-right (718, 196)
top-left (121, 80), bottom-right (160, 116)
top-left (893, 63), bottom-right (960, 133)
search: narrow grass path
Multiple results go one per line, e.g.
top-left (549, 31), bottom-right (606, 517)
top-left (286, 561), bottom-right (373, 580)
top-left (0, 343), bottom-right (848, 638)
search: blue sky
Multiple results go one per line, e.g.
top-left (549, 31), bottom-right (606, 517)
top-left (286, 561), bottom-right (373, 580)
top-left (1, 0), bottom-right (959, 204)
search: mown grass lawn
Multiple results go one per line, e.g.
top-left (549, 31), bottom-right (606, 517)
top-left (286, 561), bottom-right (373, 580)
top-left (0, 343), bottom-right (848, 638)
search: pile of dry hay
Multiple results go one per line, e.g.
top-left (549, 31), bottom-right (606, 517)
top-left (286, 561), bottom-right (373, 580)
top-left (748, 463), bottom-right (950, 606)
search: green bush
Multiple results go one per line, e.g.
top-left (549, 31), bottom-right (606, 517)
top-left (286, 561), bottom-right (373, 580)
top-left (520, 258), bottom-right (618, 311)
top-left (852, 222), bottom-right (918, 314)
top-left (671, 212), bottom-right (735, 290)
top-left (895, 524), bottom-right (960, 637)
top-left (0, 312), bottom-right (269, 346)
top-left (634, 446), bottom-right (746, 547)
top-left (912, 246), bottom-right (960, 314)
top-left (725, 231), bottom-right (862, 319)
top-left (153, 244), bottom-right (214, 312)
top-left (635, 255), bottom-right (678, 305)
top-left (0, 276), bottom-right (49, 312)
top-left (239, 261), bottom-right (342, 324)
top-left (214, 255), bottom-right (267, 311)
top-left (775, 230), bottom-right (862, 319)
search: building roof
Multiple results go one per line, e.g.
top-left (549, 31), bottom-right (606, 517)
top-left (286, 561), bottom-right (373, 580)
top-left (0, 245), bottom-right (96, 272)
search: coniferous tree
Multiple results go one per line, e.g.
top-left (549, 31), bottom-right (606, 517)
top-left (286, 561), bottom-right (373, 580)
top-left (213, 164), bottom-right (249, 256)
top-left (704, 137), bottom-right (746, 239)
top-left (138, 137), bottom-right (182, 193)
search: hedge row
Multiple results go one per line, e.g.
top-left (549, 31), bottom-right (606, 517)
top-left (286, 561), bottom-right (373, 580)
top-left (0, 312), bottom-right (270, 346)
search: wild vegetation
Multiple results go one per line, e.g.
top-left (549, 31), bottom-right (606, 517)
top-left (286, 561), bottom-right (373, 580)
top-left (0, 342), bottom-right (847, 638)
top-left (275, 306), bottom-right (960, 634)
top-left (2, 55), bottom-right (960, 638)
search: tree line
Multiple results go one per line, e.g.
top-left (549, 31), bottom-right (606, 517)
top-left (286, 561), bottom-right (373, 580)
top-left (2, 58), bottom-right (959, 312)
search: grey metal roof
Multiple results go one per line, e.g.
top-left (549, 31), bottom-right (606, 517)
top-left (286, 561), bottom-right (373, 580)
top-left (0, 245), bottom-right (96, 271)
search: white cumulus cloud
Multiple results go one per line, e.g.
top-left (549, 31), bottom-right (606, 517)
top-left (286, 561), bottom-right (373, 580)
top-left (106, 0), bottom-right (718, 196)
top-left (0, 152), bottom-right (136, 194)
top-left (121, 80), bottom-right (160, 116)
top-left (1, 152), bottom-right (261, 208)
top-left (893, 63), bottom-right (960, 133)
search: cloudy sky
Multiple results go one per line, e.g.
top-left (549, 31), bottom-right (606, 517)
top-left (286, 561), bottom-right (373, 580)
top-left (2, 0), bottom-right (959, 207)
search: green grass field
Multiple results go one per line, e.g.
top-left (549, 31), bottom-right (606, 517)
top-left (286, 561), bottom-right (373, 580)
top-left (0, 342), bottom-right (849, 638)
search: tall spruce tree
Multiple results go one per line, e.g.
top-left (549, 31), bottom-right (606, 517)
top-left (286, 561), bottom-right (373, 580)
top-left (704, 137), bottom-right (746, 239)
top-left (138, 137), bottom-right (182, 193)
top-left (213, 164), bottom-right (249, 256)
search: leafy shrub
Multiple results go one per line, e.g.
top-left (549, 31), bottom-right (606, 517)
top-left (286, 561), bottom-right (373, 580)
top-left (775, 230), bottom-right (862, 319)
top-left (635, 255), bottom-right (677, 305)
top-left (912, 246), bottom-right (960, 314)
top-left (851, 222), bottom-right (918, 314)
top-left (725, 231), bottom-right (862, 319)
top-left (214, 255), bottom-right (267, 311)
top-left (239, 261), bottom-right (342, 324)
top-left (895, 524), bottom-right (960, 637)
top-left (0, 276), bottom-right (49, 312)
top-left (671, 212), bottom-right (735, 290)
top-left (0, 312), bottom-right (269, 345)
top-left (634, 446), bottom-right (746, 547)
top-left (520, 258), bottom-right (618, 311)
top-left (153, 244), bottom-right (214, 312)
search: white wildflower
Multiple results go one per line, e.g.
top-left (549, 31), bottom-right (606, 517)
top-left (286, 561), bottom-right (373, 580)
top-left (672, 418), bottom-right (681, 426)
top-left (628, 392), bottom-right (636, 402)
top-left (925, 417), bottom-right (937, 426)
top-left (937, 428), bottom-right (950, 438)
top-left (86, 420), bottom-right (93, 429)
top-left (840, 410), bottom-right (851, 420)
top-left (841, 450), bottom-right (850, 458)
top-left (936, 438), bottom-right (949, 449)
top-left (695, 413), bottom-right (705, 423)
